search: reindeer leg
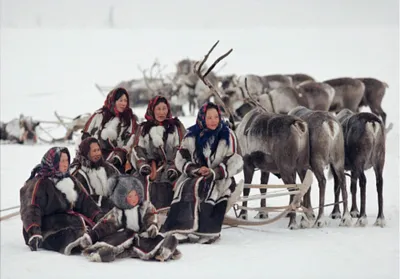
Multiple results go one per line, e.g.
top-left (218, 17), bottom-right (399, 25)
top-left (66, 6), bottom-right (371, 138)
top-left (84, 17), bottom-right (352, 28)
top-left (350, 171), bottom-right (360, 218)
top-left (255, 172), bottom-right (269, 219)
top-left (311, 167), bottom-right (329, 228)
top-left (329, 167), bottom-right (342, 219)
top-left (302, 171), bottom-right (315, 221)
top-left (281, 172), bottom-right (299, 230)
top-left (373, 164), bottom-right (385, 227)
top-left (355, 172), bottom-right (368, 227)
top-left (238, 155), bottom-right (254, 220)
top-left (330, 164), bottom-right (352, 227)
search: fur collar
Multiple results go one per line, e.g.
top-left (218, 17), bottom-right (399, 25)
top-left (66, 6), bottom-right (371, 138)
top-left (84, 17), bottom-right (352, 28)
top-left (55, 177), bottom-right (78, 204)
top-left (81, 166), bottom-right (110, 196)
top-left (100, 117), bottom-right (120, 141)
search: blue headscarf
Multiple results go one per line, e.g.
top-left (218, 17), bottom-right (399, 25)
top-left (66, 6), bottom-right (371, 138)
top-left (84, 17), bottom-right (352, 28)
top-left (185, 102), bottom-right (230, 166)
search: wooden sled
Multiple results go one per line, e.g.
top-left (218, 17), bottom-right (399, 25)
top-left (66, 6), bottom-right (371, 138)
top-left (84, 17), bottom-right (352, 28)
top-left (223, 169), bottom-right (313, 226)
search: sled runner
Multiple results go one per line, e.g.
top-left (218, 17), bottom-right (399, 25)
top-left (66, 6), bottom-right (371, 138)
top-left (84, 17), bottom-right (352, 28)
top-left (223, 169), bottom-right (313, 226)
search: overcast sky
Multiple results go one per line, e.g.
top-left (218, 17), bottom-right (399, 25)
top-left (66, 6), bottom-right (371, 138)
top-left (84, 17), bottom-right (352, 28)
top-left (1, 0), bottom-right (398, 28)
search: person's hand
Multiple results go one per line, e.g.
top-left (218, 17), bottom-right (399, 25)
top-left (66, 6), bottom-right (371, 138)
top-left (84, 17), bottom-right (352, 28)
top-left (197, 167), bottom-right (210, 176)
top-left (140, 165), bottom-right (152, 176)
top-left (146, 224), bottom-right (159, 238)
top-left (167, 169), bottom-right (178, 181)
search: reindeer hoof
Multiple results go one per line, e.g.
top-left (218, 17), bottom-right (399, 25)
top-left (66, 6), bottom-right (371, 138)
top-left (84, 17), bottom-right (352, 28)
top-left (300, 217), bottom-right (312, 229)
top-left (329, 211), bottom-right (342, 220)
top-left (350, 210), bottom-right (360, 218)
top-left (254, 212), bottom-right (269, 219)
top-left (305, 212), bottom-right (316, 221)
top-left (313, 217), bottom-right (329, 228)
top-left (288, 222), bottom-right (299, 230)
top-left (339, 213), bottom-right (353, 227)
top-left (374, 217), bottom-right (386, 228)
top-left (355, 216), bottom-right (368, 227)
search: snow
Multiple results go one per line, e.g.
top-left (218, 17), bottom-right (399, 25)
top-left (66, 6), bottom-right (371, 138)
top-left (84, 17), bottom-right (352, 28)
top-left (1, 23), bottom-right (399, 279)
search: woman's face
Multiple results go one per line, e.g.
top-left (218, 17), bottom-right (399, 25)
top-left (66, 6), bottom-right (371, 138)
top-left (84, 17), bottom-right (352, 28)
top-left (115, 94), bottom-right (128, 113)
top-left (126, 190), bottom-right (139, 207)
top-left (59, 152), bottom-right (69, 173)
top-left (154, 102), bottom-right (169, 122)
top-left (89, 142), bottom-right (102, 162)
top-left (205, 108), bottom-right (220, 130)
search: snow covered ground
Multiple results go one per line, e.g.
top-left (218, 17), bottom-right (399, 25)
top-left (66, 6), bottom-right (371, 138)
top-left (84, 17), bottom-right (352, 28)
top-left (1, 25), bottom-right (399, 279)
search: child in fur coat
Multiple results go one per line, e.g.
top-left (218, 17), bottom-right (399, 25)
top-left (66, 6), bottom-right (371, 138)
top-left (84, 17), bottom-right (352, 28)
top-left (80, 174), bottom-right (181, 262)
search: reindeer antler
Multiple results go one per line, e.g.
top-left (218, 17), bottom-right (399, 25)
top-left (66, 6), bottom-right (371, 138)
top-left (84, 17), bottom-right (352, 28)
top-left (137, 65), bottom-right (157, 95)
top-left (193, 40), bottom-right (236, 128)
top-left (244, 78), bottom-right (268, 112)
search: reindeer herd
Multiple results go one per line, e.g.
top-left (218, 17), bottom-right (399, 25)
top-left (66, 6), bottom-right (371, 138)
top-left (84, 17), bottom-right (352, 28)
top-left (192, 41), bottom-right (389, 229)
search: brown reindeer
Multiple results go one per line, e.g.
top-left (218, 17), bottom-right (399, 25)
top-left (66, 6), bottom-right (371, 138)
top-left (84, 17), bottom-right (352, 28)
top-left (235, 106), bottom-right (311, 229)
top-left (324, 77), bottom-right (365, 113)
top-left (0, 115), bottom-right (39, 144)
top-left (356, 78), bottom-right (388, 125)
top-left (334, 109), bottom-right (386, 227)
top-left (257, 81), bottom-right (335, 114)
top-left (288, 106), bottom-right (352, 228)
top-left (286, 73), bottom-right (315, 87)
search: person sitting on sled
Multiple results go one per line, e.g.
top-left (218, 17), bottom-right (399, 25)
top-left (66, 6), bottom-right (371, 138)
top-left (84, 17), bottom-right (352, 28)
top-left (128, 95), bottom-right (186, 210)
top-left (161, 102), bottom-right (244, 244)
top-left (79, 87), bottom-right (138, 173)
top-left (19, 147), bottom-right (104, 255)
top-left (80, 174), bottom-right (181, 262)
top-left (70, 137), bottom-right (120, 213)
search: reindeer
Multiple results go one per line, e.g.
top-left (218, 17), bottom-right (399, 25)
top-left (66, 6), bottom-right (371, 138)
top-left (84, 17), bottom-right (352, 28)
top-left (286, 73), bottom-right (315, 87)
top-left (288, 106), bottom-right (352, 228)
top-left (172, 60), bottom-right (220, 114)
top-left (226, 81), bottom-right (335, 121)
top-left (334, 109), bottom-right (386, 227)
top-left (0, 115), bottom-right (39, 144)
top-left (356, 78), bottom-right (388, 125)
top-left (324, 77), bottom-right (365, 113)
top-left (236, 105), bottom-right (311, 229)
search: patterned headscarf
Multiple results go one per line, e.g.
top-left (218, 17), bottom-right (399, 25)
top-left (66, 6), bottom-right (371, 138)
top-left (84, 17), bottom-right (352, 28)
top-left (186, 102), bottom-right (230, 166)
top-left (28, 147), bottom-right (71, 181)
top-left (140, 95), bottom-right (181, 137)
top-left (103, 88), bottom-right (131, 116)
top-left (144, 95), bottom-right (172, 122)
top-left (98, 87), bottom-right (137, 132)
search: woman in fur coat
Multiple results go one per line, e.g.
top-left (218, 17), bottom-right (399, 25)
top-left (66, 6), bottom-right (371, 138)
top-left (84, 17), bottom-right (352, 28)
top-left (129, 95), bottom-right (186, 210)
top-left (80, 174), bottom-right (181, 262)
top-left (80, 87), bottom-right (138, 173)
top-left (161, 102), bottom-right (244, 244)
top-left (19, 147), bottom-right (105, 255)
top-left (70, 137), bottom-right (120, 213)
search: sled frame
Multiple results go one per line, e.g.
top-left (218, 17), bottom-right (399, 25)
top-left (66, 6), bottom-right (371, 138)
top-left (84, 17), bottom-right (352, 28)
top-left (223, 169), bottom-right (313, 227)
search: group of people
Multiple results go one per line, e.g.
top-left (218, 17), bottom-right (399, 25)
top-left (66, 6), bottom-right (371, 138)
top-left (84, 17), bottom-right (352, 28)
top-left (19, 87), bottom-right (244, 262)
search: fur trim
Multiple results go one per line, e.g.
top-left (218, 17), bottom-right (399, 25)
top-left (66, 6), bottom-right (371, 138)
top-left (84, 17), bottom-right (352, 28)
top-left (125, 207), bottom-right (140, 232)
top-left (55, 177), bottom-right (78, 204)
top-left (28, 235), bottom-right (42, 243)
top-left (82, 166), bottom-right (109, 196)
top-left (100, 117), bottom-right (120, 141)
top-left (149, 126), bottom-right (165, 147)
top-left (64, 236), bottom-right (82, 255)
top-left (225, 153), bottom-right (243, 177)
top-left (166, 126), bottom-right (180, 148)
